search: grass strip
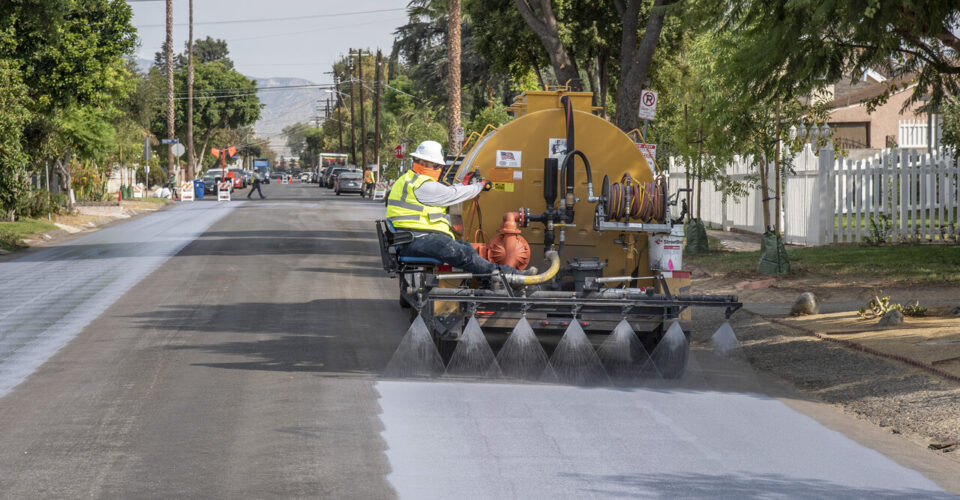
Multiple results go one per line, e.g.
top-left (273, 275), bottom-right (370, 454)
top-left (687, 244), bottom-right (960, 284)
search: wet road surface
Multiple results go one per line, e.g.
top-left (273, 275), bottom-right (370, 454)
top-left (0, 183), bottom-right (957, 498)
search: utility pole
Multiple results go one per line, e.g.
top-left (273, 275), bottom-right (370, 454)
top-left (374, 49), bottom-right (382, 174)
top-left (447, 0), bottom-right (462, 150)
top-left (356, 49), bottom-right (367, 171)
top-left (186, 0), bottom-right (195, 180)
top-left (165, 0), bottom-right (175, 179)
top-left (348, 54), bottom-right (357, 166)
top-left (335, 73), bottom-right (344, 155)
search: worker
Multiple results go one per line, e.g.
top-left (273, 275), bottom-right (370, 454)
top-left (247, 171), bottom-right (265, 199)
top-left (386, 140), bottom-right (531, 276)
top-left (363, 168), bottom-right (376, 198)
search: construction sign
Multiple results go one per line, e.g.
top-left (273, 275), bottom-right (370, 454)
top-left (638, 90), bottom-right (658, 121)
top-left (373, 181), bottom-right (388, 201)
top-left (217, 181), bottom-right (231, 202)
top-left (180, 180), bottom-right (194, 201)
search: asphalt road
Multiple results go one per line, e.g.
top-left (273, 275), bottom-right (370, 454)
top-left (0, 183), bottom-right (957, 499)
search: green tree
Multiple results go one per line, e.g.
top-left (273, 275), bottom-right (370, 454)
top-left (701, 0), bottom-right (960, 112)
top-left (0, 0), bottom-right (137, 201)
top-left (160, 61), bottom-right (262, 171)
top-left (0, 58), bottom-right (31, 220)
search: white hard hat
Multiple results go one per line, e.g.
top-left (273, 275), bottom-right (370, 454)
top-left (410, 140), bottom-right (445, 166)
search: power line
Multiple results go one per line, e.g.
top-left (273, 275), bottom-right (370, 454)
top-left (134, 7), bottom-right (405, 28)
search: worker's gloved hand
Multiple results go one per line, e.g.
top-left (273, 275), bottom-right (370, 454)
top-left (463, 171), bottom-right (484, 186)
top-left (482, 180), bottom-right (493, 192)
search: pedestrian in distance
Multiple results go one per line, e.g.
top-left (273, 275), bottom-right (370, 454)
top-left (247, 172), bottom-right (265, 199)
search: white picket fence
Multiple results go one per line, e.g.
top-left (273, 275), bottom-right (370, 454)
top-left (898, 118), bottom-right (942, 148)
top-left (667, 146), bottom-right (960, 246)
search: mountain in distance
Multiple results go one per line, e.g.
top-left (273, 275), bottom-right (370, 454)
top-left (250, 76), bottom-right (323, 157)
top-left (127, 56), bottom-right (317, 157)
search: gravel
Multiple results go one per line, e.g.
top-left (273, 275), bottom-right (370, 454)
top-left (695, 308), bottom-right (960, 451)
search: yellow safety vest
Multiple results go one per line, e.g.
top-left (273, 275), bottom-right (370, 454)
top-left (364, 170), bottom-right (375, 183)
top-left (386, 170), bottom-right (453, 238)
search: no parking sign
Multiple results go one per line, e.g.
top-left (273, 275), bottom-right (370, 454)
top-left (638, 90), bottom-right (658, 121)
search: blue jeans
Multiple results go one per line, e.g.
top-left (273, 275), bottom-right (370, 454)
top-left (399, 232), bottom-right (518, 275)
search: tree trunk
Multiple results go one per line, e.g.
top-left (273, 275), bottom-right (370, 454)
top-left (349, 52), bottom-right (357, 166)
top-left (165, 0), bottom-right (175, 178)
top-left (513, 0), bottom-right (580, 90)
top-left (585, 48), bottom-right (599, 107)
top-left (774, 102), bottom-right (783, 235)
top-left (760, 151), bottom-right (771, 231)
top-left (374, 49), bottom-right (382, 170)
top-left (598, 47), bottom-right (609, 119)
top-left (615, 0), bottom-right (671, 131)
top-left (447, 0), bottom-right (462, 150)
top-left (186, 0), bottom-right (195, 181)
top-left (527, 49), bottom-right (545, 89)
top-left (55, 158), bottom-right (73, 211)
top-left (358, 50), bottom-right (367, 170)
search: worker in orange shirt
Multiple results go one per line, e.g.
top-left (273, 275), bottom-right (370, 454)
top-left (363, 168), bottom-right (376, 198)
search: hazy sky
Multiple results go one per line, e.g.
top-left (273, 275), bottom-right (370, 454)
top-left (128, 0), bottom-right (408, 84)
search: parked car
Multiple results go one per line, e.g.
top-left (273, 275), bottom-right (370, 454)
top-left (226, 169), bottom-right (246, 189)
top-left (318, 166), bottom-right (334, 187)
top-left (334, 170), bottom-right (363, 195)
top-left (201, 172), bottom-right (226, 194)
top-left (325, 167), bottom-right (355, 188)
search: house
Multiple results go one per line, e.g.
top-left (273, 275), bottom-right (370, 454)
top-left (825, 73), bottom-right (941, 150)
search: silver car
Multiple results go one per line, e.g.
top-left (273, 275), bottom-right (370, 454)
top-left (334, 171), bottom-right (363, 195)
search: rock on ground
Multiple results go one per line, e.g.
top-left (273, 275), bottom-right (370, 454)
top-left (790, 292), bottom-right (819, 316)
top-left (879, 309), bottom-right (904, 326)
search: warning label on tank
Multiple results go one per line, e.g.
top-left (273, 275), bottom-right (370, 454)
top-left (492, 182), bottom-right (515, 192)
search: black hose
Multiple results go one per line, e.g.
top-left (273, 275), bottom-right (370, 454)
top-left (560, 95), bottom-right (574, 152)
top-left (559, 150), bottom-right (594, 199)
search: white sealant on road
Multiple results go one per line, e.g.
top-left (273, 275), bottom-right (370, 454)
top-left (376, 381), bottom-right (954, 499)
top-left (0, 202), bottom-right (237, 398)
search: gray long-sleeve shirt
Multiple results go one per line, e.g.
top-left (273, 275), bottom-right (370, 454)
top-left (414, 180), bottom-right (483, 207)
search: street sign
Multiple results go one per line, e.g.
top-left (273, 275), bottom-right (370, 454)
top-left (143, 136), bottom-right (151, 163)
top-left (454, 126), bottom-right (465, 143)
top-left (638, 89), bottom-right (658, 120)
top-left (161, 138), bottom-right (179, 144)
top-left (636, 143), bottom-right (657, 171)
top-left (394, 144), bottom-right (404, 159)
top-left (171, 143), bottom-right (185, 157)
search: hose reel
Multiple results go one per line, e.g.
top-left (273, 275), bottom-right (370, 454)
top-left (599, 173), bottom-right (666, 223)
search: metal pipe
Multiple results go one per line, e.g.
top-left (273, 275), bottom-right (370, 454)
top-left (436, 272), bottom-right (483, 281)
top-left (506, 250), bottom-right (559, 286)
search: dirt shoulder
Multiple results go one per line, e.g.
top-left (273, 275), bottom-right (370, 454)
top-left (688, 258), bottom-right (960, 461)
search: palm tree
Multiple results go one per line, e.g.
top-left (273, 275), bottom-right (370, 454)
top-left (447, 0), bottom-right (462, 150)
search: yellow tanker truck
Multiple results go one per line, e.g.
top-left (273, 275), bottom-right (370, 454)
top-left (377, 89), bottom-right (740, 378)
